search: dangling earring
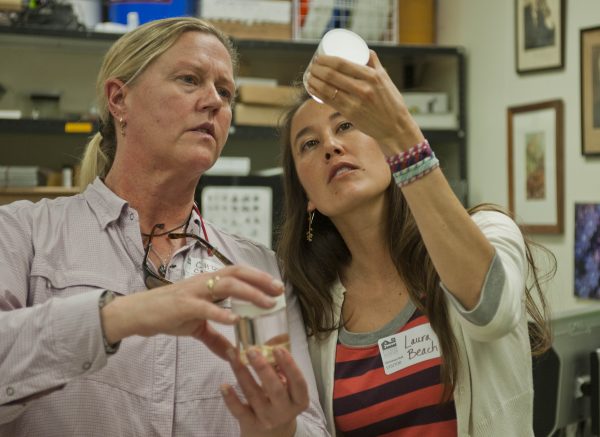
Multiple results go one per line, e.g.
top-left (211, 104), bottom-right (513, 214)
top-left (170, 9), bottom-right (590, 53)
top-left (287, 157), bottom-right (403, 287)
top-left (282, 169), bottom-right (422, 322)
top-left (306, 211), bottom-right (315, 242)
top-left (119, 117), bottom-right (126, 137)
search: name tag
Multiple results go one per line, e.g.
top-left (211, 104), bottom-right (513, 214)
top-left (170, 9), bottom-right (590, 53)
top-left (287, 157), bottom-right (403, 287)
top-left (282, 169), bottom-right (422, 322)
top-left (377, 324), bottom-right (441, 375)
top-left (183, 256), bottom-right (222, 278)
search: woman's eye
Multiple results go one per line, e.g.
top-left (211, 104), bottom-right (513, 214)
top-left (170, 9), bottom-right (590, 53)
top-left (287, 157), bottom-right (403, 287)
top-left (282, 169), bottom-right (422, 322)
top-left (337, 121), bottom-right (353, 132)
top-left (301, 139), bottom-right (319, 151)
top-left (218, 88), bottom-right (233, 101)
top-left (180, 75), bottom-right (198, 85)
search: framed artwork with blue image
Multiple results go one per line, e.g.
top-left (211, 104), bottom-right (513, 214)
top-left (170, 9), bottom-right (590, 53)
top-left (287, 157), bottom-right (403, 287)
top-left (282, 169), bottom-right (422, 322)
top-left (574, 203), bottom-right (600, 299)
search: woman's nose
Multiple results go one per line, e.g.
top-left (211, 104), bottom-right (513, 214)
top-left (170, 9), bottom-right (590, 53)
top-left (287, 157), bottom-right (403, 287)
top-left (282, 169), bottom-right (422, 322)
top-left (197, 85), bottom-right (224, 113)
top-left (324, 142), bottom-right (344, 161)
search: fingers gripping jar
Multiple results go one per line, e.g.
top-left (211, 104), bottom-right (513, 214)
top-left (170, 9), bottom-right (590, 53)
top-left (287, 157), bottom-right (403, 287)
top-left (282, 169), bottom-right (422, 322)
top-left (231, 294), bottom-right (290, 365)
top-left (303, 28), bottom-right (370, 103)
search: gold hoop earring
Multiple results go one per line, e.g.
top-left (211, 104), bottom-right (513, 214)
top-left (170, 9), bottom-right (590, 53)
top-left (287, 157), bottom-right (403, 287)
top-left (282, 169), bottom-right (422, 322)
top-left (119, 117), bottom-right (126, 137)
top-left (306, 211), bottom-right (315, 242)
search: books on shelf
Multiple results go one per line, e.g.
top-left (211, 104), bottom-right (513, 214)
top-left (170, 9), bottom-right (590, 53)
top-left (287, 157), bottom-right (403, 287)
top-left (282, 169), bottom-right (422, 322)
top-left (0, 166), bottom-right (47, 187)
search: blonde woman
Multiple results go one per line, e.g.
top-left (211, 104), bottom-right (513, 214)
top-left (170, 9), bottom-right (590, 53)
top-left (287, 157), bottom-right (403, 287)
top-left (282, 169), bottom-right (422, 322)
top-left (0, 18), bottom-right (327, 437)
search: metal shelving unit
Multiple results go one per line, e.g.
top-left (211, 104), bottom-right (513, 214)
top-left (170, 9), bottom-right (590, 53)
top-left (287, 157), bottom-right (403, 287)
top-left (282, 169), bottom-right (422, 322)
top-left (0, 25), bottom-right (467, 202)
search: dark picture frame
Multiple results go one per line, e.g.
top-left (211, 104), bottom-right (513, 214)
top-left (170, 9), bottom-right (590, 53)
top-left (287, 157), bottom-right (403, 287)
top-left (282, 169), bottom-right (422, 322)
top-left (507, 100), bottom-right (564, 234)
top-left (580, 26), bottom-right (600, 156)
top-left (515, 0), bottom-right (565, 74)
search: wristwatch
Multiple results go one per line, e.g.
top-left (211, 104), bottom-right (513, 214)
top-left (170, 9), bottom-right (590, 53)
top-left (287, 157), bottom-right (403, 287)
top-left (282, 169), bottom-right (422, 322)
top-left (98, 290), bottom-right (121, 355)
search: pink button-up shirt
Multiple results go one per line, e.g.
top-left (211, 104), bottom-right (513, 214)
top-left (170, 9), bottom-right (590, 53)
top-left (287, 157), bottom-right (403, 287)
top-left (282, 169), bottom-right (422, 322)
top-left (0, 178), bottom-right (328, 436)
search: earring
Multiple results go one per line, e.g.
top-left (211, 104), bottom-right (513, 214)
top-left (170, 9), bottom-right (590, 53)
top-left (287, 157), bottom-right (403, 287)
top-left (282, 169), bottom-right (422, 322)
top-left (306, 211), bottom-right (315, 242)
top-left (119, 117), bottom-right (126, 137)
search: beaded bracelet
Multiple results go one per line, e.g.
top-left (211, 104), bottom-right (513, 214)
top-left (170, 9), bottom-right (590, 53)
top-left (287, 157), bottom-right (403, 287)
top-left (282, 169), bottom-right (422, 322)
top-left (386, 140), bottom-right (440, 187)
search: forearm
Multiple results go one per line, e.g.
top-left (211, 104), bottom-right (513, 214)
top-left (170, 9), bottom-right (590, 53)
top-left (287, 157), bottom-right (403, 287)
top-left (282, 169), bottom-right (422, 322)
top-left (400, 168), bottom-right (495, 309)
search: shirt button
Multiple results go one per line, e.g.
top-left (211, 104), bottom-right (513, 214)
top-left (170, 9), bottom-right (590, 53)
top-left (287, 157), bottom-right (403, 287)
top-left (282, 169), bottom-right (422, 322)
top-left (6, 387), bottom-right (14, 396)
top-left (82, 362), bottom-right (92, 370)
top-left (129, 213), bottom-right (135, 221)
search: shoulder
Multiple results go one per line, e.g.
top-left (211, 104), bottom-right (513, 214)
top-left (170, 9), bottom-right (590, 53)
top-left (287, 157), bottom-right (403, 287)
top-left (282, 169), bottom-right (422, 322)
top-left (205, 223), bottom-right (279, 273)
top-left (0, 194), bottom-right (91, 246)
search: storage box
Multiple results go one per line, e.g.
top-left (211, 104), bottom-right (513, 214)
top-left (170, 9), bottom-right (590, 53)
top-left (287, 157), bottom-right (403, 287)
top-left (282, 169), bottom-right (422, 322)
top-left (238, 85), bottom-right (299, 106)
top-left (234, 103), bottom-right (287, 127)
top-left (108, 0), bottom-right (196, 26)
top-left (202, 0), bottom-right (292, 40)
top-left (206, 20), bottom-right (291, 40)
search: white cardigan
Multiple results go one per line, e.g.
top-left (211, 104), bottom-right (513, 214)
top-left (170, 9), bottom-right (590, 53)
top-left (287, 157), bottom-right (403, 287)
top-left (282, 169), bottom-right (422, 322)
top-left (308, 211), bottom-right (535, 436)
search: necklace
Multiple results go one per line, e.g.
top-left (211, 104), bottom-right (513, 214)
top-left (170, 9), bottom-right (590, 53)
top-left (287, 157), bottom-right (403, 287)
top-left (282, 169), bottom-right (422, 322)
top-left (150, 245), bottom-right (172, 277)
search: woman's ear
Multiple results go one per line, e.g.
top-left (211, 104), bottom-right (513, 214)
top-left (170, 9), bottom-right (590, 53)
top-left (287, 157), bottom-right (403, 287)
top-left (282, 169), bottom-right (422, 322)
top-left (105, 78), bottom-right (128, 119)
top-left (307, 200), bottom-right (316, 214)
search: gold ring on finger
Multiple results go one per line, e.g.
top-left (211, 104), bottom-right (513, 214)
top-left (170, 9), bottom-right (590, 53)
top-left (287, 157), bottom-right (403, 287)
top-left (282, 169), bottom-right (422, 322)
top-left (206, 275), bottom-right (221, 301)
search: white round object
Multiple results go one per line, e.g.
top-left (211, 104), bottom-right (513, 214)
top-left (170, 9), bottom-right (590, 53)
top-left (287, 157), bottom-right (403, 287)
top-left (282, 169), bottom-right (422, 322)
top-left (319, 28), bottom-right (370, 65)
top-left (231, 293), bottom-right (286, 318)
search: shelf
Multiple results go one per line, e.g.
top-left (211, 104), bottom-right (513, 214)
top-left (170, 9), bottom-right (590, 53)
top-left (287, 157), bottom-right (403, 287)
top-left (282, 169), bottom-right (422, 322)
top-left (0, 25), bottom-right (464, 57)
top-left (0, 118), bottom-right (462, 143)
top-left (0, 186), bottom-right (80, 205)
top-left (0, 118), bottom-right (97, 135)
top-left (0, 187), bottom-right (80, 194)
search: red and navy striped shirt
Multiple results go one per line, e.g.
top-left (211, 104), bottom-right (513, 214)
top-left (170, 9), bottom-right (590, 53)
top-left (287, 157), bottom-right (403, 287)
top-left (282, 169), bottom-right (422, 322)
top-left (333, 303), bottom-right (457, 436)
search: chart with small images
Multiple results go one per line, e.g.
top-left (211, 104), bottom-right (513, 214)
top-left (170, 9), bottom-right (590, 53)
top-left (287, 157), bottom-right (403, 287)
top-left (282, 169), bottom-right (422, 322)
top-left (201, 186), bottom-right (273, 248)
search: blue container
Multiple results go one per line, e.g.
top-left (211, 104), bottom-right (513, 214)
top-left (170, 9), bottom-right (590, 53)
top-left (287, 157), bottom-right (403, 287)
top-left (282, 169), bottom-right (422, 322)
top-left (108, 0), bottom-right (197, 25)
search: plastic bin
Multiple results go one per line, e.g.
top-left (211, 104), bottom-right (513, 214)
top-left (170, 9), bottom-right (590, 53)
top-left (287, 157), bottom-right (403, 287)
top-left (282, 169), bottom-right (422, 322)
top-left (108, 0), bottom-right (197, 25)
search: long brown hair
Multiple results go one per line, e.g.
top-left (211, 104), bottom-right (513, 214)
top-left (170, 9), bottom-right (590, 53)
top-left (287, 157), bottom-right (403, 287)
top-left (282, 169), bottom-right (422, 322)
top-left (277, 91), bottom-right (554, 398)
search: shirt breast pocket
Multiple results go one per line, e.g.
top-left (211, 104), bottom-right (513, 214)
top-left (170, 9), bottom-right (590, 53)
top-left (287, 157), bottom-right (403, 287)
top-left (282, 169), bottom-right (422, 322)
top-left (30, 269), bottom-right (154, 399)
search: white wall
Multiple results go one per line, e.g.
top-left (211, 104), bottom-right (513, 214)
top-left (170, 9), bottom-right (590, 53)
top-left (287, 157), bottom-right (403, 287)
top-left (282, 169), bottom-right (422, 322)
top-left (437, 0), bottom-right (600, 313)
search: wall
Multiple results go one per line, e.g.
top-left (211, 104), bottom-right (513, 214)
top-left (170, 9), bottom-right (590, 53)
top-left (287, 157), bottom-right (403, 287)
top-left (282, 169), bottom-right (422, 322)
top-left (437, 0), bottom-right (600, 313)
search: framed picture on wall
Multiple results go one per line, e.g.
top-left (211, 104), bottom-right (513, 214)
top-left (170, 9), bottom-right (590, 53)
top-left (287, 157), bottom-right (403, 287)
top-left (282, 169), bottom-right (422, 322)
top-left (574, 203), bottom-right (600, 299)
top-left (507, 100), bottom-right (564, 234)
top-left (580, 26), bottom-right (600, 156)
top-left (515, 0), bottom-right (564, 74)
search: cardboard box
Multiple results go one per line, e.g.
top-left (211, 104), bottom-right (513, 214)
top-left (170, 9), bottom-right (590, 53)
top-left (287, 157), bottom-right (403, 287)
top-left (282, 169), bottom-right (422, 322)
top-left (234, 103), bottom-right (287, 127)
top-left (207, 20), bottom-right (291, 41)
top-left (238, 85), bottom-right (299, 107)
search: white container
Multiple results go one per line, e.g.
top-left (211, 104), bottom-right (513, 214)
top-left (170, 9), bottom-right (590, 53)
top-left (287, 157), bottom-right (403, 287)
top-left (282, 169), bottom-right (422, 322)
top-left (231, 293), bottom-right (289, 365)
top-left (62, 165), bottom-right (73, 188)
top-left (303, 28), bottom-right (370, 103)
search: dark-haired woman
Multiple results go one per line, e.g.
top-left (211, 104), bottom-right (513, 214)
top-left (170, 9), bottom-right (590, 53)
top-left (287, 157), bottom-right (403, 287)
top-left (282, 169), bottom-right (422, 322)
top-left (277, 50), bottom-right (554, 436)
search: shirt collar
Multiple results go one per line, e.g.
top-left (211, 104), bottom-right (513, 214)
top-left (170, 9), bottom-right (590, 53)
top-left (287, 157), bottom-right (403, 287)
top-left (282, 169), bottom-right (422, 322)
top-left (83, 177), bottom-right (129, 229)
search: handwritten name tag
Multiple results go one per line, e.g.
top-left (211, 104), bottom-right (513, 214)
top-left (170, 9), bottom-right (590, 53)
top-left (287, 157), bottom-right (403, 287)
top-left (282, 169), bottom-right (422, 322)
top-left (183, 256), bottom-right (222, 278)
top-left (377, 324), bottom-right (441, 375)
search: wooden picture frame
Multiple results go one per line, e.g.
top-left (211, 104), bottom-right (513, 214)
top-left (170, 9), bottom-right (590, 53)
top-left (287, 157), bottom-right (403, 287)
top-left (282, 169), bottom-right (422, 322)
top-left (580, 26), bottom-right (600, 156)
top-left (507, 100), bottom-right (564, 234)
top-left (515, 0), bottom-right (564, 74)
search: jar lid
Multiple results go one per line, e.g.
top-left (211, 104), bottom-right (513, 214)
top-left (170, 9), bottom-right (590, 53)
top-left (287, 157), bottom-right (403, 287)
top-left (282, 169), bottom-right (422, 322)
top-left (231, 293), bottom-right (286, 318)
top-left (320, 28), bottom-right (370, 66)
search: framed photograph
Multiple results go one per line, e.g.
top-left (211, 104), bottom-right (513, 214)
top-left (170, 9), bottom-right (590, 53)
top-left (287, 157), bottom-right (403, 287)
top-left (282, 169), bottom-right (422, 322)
top-left (574, 203), bottom-right (600, 299)
top-left (515, 0), bottom-right (564, 74)
top-left (580, 26), bottom-right (600, 156)
top-left (507, 100), bottom-right (564, 234)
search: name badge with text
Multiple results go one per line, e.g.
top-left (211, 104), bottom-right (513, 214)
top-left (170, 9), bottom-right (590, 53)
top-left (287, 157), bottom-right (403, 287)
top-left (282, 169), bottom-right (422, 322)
top-left (377, 324), bottom-right (441, 375)
top-left (183, 256), bottom-right (222, 278)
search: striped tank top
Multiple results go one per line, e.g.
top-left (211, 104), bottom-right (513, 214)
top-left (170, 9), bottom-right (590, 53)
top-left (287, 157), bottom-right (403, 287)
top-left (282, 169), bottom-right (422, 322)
top-left (333, 301), bottom-right (457, 436)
